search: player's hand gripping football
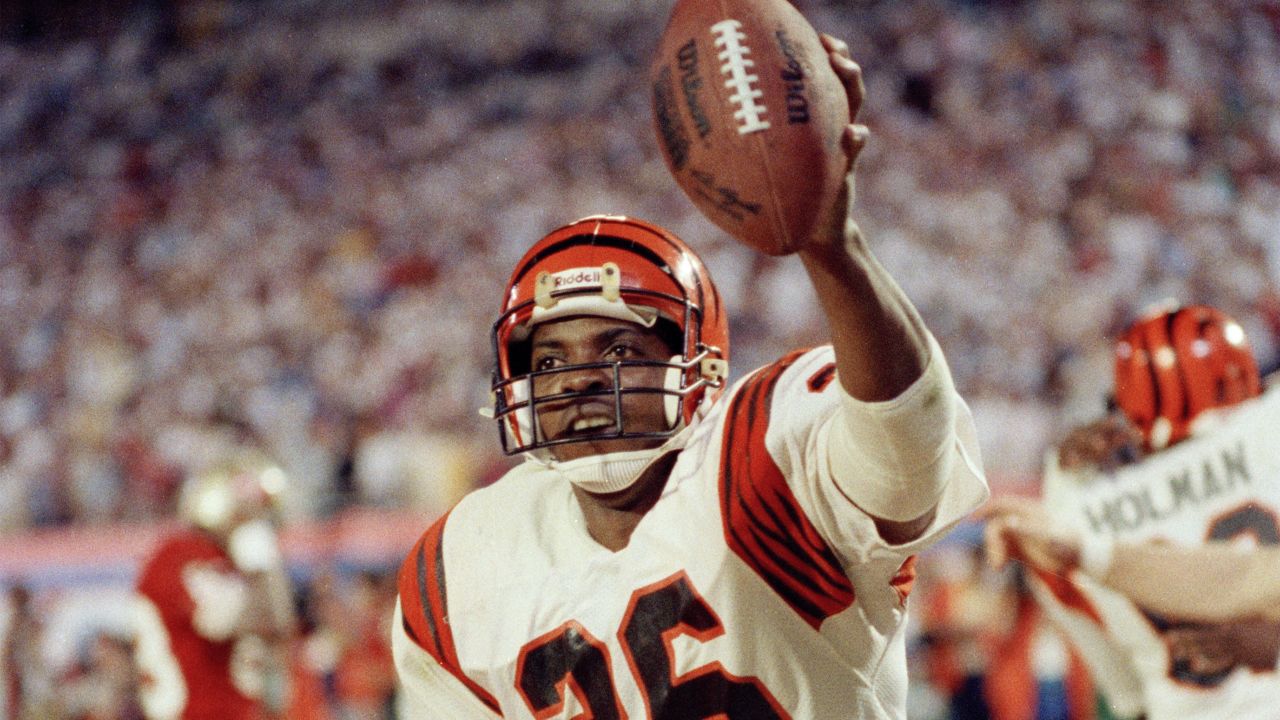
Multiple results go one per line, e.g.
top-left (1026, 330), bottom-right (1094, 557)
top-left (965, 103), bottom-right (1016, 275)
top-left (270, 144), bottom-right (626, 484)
top-left (802, 35), bottom-right (870, 256)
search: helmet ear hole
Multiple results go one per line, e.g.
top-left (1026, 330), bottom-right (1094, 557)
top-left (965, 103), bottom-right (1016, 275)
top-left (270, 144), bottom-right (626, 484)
top-left (507, 338), bottom-right (532, 376)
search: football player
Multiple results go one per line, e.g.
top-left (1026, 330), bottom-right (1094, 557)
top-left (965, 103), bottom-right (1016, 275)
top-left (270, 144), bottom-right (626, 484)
top-left (391, 36), bottom-right (989, 718)
top-left (132, 450), bottom-right (297, 720)
top-left (984, 303), bottom-right (1280, 720)
top-left (986, 496), bottom-right (1280, 625)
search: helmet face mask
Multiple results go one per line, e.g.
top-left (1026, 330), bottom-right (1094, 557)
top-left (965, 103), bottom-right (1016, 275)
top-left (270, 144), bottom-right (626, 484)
top-left (490, 216), bottom-right (729, 457)
top-left (1113, 304), bottom-right (1261, 450)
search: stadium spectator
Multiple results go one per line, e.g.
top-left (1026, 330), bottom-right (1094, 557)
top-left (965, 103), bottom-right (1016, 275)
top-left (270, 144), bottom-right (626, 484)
top-left (4, 1), bottom-right (1280, 717)
top-left (52, 630), bottom-right (144, 720)
top-left (2, 584), bottom-right (55, 719)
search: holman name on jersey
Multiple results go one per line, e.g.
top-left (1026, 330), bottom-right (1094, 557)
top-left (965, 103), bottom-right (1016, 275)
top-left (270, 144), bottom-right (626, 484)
top-left (1078, 439), bottom-right (1252, 536)
top-left (1067, 386), bottom-right (1280, 540)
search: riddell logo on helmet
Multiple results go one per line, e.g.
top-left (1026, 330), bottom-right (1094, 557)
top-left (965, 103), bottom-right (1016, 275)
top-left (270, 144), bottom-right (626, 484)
top-left (551, 267), bottom-right (603, 289)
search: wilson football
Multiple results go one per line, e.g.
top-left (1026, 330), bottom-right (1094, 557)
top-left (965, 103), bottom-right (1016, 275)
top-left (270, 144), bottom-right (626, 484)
top-left (650, 0), bottom-right (849, 255)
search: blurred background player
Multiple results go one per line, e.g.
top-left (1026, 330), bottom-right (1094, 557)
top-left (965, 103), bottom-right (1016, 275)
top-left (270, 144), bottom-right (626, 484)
top-left (391, 37), bottom-right (988, 718)
top-left (131, 450), bottom-right (298, 720)
top-left (985, 496), bottom-right (1280, 655)
top-left (986, 302), bottom-right (1280, 720)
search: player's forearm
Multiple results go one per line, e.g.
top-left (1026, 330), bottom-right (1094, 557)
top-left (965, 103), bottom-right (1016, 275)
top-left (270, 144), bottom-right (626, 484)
top-left (805, 224), bottom-right (962, 540)
top-left (798, 218), bottom-right (931, 402)
top-left (1100, 543), bottom-right (1280, 622)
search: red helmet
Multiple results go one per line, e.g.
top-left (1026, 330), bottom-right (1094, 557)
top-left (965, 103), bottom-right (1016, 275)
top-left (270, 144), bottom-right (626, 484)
top-left (1113, 304), bottom-right (1260, 450)
top-left (490, 215), bottom-right (729, 455)
top-left (179, 450), bottom-right (287, 533)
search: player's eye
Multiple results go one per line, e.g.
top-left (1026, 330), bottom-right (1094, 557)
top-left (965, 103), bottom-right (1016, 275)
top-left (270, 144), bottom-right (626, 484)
top-left (533, 355), bottom-right (562, 371)
top-left (606, 343), bottom-right (640, 360)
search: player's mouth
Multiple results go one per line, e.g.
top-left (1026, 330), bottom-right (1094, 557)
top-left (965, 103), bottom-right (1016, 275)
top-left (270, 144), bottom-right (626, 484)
top-left (570, 415), bottom-right (616, 433)
top-left (551, 405), bottom-right (619, 439)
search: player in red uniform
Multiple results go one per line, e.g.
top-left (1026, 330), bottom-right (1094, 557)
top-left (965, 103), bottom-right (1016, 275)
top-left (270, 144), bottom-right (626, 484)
top-left (984, 303), bottom-right (1280, 720)
top-left (392, 36), bottom-right (988, 718)
top-left (132, 451), bottom-right (297, 720)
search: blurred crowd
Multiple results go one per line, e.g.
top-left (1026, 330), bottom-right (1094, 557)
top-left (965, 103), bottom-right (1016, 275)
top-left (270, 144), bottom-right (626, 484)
top-left (3, 0), bottom-right (1280, 529)
top-left (3, 0), bottom-right (1280, 717)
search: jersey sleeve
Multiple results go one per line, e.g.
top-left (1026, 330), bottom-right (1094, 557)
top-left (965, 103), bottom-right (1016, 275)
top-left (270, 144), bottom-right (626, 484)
top-left (395, 512), bottom-right (503, 716)
top-left (713, 342), bottom-right (986, 629)
top-left (1027, 571), bottom-right (1147, 719)
top-left (136, 538), bottom-right (197, 625)
top-left (137, 536), bottom-right (250, 642)
top-left (722, 343), bottom-right (987, 563)
top-left (391, 600), bottom-right (503, 720)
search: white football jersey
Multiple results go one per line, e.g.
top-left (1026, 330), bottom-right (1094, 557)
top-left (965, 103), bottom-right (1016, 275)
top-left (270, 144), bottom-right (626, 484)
top-left (1036, 384), bottom-right (1280, 720)
top-left (393, 346), bottom-right (988, 718)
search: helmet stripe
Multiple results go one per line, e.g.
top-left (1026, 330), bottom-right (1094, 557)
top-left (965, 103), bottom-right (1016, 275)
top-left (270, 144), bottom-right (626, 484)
top-left (510, 229), bottom-right (709, 324)
top-left (1166, 307), bottom-right (1192, 427)
top-left (512, 234), bottom-right (674, 287)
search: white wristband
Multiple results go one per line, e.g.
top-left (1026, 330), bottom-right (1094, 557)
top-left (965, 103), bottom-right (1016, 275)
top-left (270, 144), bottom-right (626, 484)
top-left (1078, 535), bottom-right (1115, 580)
top-left (227, 519), bottom-right (282, 573)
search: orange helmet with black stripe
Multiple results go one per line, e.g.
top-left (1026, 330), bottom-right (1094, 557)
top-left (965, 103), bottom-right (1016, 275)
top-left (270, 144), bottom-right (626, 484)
top-left (490, 215), bottom-right (729, 455)
top-left (1113, 303), bottom-right (1261, 450)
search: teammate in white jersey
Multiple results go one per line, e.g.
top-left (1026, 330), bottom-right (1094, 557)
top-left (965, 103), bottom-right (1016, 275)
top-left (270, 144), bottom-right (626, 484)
top-left (987, 496), bottom-right (1280, 624)
top-left (984, 303), bottom-right (1280, 720)
top-left (391, 36), bottom-right (988, 719)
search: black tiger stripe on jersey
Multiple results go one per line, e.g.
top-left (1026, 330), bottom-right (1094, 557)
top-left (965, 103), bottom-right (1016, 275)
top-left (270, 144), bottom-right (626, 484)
top-left (720, 350), bottom-right (856, 630)
top-left (396, 511), bottom-right (503, 714)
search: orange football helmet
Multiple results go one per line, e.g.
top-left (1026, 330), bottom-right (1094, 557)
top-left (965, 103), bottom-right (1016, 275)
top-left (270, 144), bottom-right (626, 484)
top-left (1113, 304), bottom-right (1260, 450)
top-left (490, 215), bottom-right (729, 455)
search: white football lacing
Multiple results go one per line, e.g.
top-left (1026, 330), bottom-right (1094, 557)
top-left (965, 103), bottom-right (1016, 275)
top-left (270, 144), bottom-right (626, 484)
top-left (711, 19), bottom-right (771, 135)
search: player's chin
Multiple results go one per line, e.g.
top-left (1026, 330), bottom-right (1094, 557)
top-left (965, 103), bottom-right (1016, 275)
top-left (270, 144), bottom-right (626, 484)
top-left (549, 434), bottom-right (667, 462)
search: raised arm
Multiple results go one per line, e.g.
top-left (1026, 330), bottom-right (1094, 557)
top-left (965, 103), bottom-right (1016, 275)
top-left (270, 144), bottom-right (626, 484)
top-left (801, 37), bottom-right (968, 544)
top-left (800, 38), bottom-right (931, 403)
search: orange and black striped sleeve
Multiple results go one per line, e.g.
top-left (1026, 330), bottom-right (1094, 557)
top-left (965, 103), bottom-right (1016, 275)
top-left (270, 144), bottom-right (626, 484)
top-left (397, 511), bottom-right (502, 714)
top-left (719, 350), bottom-right (857, 630)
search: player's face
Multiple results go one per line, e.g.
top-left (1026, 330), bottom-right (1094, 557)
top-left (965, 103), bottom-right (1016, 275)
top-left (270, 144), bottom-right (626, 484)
top-left (528, 316), bottom-right (673, 462)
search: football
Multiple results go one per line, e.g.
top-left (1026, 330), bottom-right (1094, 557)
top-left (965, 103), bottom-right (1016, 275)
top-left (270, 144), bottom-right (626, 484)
top-left (650, 0), bottom-right (849, 256)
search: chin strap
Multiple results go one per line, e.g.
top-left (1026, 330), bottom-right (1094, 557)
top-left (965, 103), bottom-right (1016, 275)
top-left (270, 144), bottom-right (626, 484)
top-left (531, 418), bottom-right (701, 494)
top-left (544, 447), bottom-right (667, 494)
